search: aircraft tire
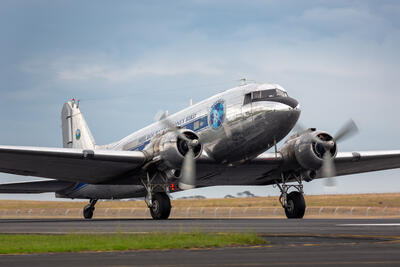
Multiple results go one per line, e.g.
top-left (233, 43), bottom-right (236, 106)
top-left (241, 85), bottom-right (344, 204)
top-left (150, 192), bottom-right (171, 220)
top-left (284, 191), bottom-right (306, 219)
top-left (83, 204), bottom-right (94, 219)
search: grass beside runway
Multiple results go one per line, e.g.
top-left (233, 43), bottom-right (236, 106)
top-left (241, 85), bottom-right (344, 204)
top-left (0, 232), bottom-right (266, 254)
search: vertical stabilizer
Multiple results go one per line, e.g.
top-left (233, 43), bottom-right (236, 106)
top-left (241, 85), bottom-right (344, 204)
top-left (61, 100), bottom-right (96, 149)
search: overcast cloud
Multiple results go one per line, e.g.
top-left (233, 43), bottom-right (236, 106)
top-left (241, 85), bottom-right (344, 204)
top-left (0, 0), bottom-right (400, 200)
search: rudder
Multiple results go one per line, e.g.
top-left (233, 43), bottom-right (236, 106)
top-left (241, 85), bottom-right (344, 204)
top-left (61, 99), bottom-right (96, 149)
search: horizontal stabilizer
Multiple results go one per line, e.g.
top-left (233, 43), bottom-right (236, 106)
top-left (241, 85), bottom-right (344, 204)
top-left (0, 180), bottom-right (74, 193)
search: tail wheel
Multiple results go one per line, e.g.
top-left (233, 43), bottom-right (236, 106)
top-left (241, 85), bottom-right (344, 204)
top-left (284, 191), bottom-right (306, 219)
top-left (150, 192), bottom-right (171, 220)
top-left (83, 204), bottom-right (94, 219)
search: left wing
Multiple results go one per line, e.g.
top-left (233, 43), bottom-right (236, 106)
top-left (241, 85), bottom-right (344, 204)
top-left (332, 150), bottom-right (400, 177)
top-left (0, 145), bottom-right (147, 184)
top-left (194, 150), bottom-right (400, 186)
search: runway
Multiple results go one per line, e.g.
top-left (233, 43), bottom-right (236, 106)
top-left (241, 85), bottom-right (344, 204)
top-left (1, 218), bottom-right (400, 235)
top-left (1, 218), bottom-right (400, 267)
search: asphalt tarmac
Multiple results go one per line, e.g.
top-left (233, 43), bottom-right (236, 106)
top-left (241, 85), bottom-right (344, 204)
top-left (1, 218), bottom-right (400, 267)
top-left (0, 218), bottom-right (399, 235)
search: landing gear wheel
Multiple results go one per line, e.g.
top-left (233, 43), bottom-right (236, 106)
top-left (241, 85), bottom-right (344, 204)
top-left (83, 199), bottom-right (97, 219)
top-left (284, 191), bottom-right (306, 219)
top-left (83, 205), bottom-right (94, 219)
top-left (150, 192), bottom-right (171, 220)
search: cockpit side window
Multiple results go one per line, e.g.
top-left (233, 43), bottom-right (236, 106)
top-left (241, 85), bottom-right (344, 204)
top-left (276, 90), bottom-right (288, 97)
top-left (261, 89), bottom-right (277, 98)
top-left (243, 93), bottom-right (251, 105)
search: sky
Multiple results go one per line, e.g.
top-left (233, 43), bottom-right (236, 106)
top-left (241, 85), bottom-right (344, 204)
top-left (0, 0), bottom-right (400, 200)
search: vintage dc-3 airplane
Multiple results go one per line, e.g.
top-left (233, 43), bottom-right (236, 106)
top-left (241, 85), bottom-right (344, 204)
top-left (1, 82), bottom-right (400, 220)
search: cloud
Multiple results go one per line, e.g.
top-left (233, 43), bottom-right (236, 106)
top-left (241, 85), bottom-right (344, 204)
top-left (57, 60), bottom-right (224, 82)
top-left (20, 54), bottom-right (225, 83)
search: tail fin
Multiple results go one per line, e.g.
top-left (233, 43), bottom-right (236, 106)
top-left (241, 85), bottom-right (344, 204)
top-left (61, 99), bottom-right (96, 149)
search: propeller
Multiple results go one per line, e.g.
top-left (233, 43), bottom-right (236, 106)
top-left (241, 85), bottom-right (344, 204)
top-left (294, 119), bottom-right (358, 187)
top-left (319, 119), bottom-right (358, 187)
top-left (179, 141), bottom-right (197, 190)
top-left (155, 111), bottom-right (203, 190)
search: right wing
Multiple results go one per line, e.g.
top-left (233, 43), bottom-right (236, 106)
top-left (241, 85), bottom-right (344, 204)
top-left (0, 145), bottom-right (147, 184)
top-left (0, 180), bottom-right (74, 193)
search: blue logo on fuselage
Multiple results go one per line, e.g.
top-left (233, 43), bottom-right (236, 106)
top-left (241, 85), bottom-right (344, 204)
top-left (209, 100), bottom-right (225, 129)
top-left (76, 129), bottom-right (81, 140)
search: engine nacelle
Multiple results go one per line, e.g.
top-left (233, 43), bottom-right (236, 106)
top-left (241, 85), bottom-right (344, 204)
top-left (145, 129), bottom-right (202, 170)
top-left (280, 129), bottom-right (337, 172)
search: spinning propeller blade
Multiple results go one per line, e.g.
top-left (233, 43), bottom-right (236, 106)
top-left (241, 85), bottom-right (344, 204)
top-left (155, 110), bottom-right (201, 190)
top-left (334, 119), bottom-right (358, 142)
top-left (322, 119), bottom-right (358, 187)
top-left (179, 147), bottom-right (196, 190)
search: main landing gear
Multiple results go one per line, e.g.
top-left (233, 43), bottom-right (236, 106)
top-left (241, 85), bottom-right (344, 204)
top-left (149, 192), bottom-right (171, 220)
top-left (276, 174), bottom-right (306, 219)
top-left (143, 172), bottom-right (172, 220)
top-left (83, 199), bottom-right (97, 219)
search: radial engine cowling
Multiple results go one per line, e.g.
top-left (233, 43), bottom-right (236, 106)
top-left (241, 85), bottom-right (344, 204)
top-left (147, 129), bottom-right (202, 170)
top-left (280, 129), bottom-right (337, 171)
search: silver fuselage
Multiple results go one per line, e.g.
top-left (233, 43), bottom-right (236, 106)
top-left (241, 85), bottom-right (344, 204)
top-left (59, 83), bottom-right (301, 199)
top-left (104, 83), bottom-right (299, 160)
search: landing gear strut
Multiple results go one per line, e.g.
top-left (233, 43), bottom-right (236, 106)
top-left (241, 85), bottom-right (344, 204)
top-left (276, 174), bottom-right (306, 219)
top-left (83, 199), bottom-right (97, 219)
top-left (142, 172), bottom-right (172, 220)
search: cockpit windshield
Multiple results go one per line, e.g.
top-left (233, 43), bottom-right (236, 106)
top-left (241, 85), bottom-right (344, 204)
top-left (252, 89), bottom-right (287, 101)
top-left (243, 89), bottom-right (289, 105)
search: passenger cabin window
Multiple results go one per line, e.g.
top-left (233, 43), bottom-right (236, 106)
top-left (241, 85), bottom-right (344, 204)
top-left (251, 89), bottom-right (287, 102)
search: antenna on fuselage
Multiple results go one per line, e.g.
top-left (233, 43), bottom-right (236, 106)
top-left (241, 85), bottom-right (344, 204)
top-left (239, 78), bottom-right (247, 86)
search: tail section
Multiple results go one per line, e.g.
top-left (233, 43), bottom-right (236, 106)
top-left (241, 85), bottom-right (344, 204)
top-left (61, 99), bottom-right (96, 149)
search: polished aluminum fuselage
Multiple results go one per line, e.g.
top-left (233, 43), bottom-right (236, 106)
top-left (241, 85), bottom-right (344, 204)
top-left (61, 83), bottom-right (300, 199)
top-left (104, 83), bottom-right (300, 162)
